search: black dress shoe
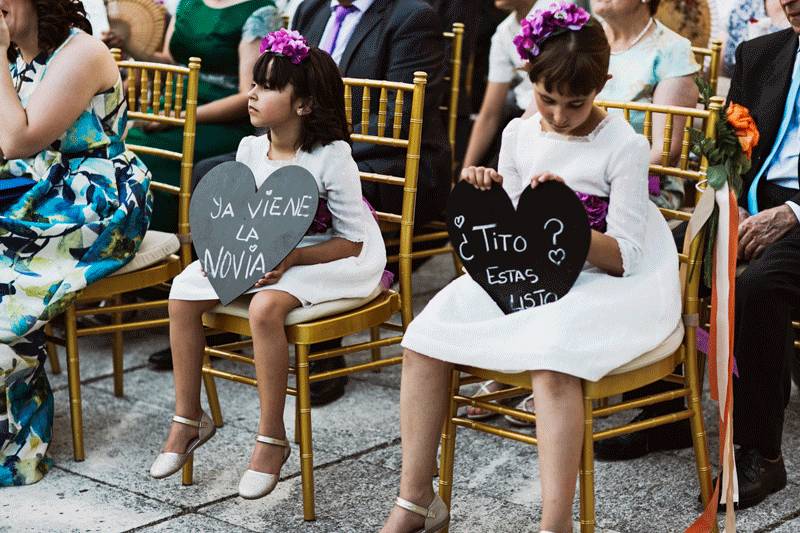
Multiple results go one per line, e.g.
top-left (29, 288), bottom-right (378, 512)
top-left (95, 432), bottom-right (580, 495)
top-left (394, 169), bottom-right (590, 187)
top-left (309, 356), bottom-right (348, 407)
top-left (594, 408), bottom-right (693, 461)
top-left (708, 448), bottom-right (787, 510)
top-left (148, 347), bottom-right (173, 370)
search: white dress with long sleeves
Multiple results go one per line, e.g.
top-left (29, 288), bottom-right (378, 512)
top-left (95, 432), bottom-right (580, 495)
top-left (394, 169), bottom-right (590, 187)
top-left (170, 136), bottom-right (387, 305)
top-left (401, 114), bottom-right (682, 381)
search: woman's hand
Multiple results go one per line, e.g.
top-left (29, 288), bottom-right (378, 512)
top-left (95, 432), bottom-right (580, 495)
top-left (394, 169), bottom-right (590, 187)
top-left (460, 166), bottom-right (503, 191)
top-left (0, 12), bottom-right (11, 52)
top-left (254, 250), bottom-right (297, 287)
top-left (530, 172), bottom-right (565, 189)
top-left (101, 30), bottom-right (126, 51)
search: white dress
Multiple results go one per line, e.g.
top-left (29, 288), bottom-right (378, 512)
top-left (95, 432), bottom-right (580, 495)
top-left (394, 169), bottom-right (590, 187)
top-left (401, 115), bottom-right (682, 381)
top-left (170, 136), bottom-right (387, 305)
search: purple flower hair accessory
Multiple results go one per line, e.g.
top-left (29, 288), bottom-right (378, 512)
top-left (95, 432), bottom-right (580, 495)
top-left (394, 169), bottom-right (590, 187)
top-left (513, 1), bottom-right (591, 61)
top-left (259, 28), bottom-right (310, 65)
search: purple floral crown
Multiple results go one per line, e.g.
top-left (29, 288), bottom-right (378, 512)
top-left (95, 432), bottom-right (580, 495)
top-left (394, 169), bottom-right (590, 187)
top-left (513, 2), bottom-right (592, 61)
top-left (259, 28), bottom-right (311, 64)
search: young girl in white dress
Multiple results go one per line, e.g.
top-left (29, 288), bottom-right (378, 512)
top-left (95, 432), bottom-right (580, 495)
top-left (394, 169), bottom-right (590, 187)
top-left (380, 4), bottom-right (681, 533)
top-left (149, 30), bottom-right (386, 500)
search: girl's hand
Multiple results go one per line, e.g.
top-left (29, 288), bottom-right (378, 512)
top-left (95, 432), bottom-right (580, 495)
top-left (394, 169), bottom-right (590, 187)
top-left (460, 166), bottom-right (503, 191)
top-left (254, 250), bottom-right (297, 287)
top-left (0, 12), bottom-right (10, 52)
top-left (530, 172), bottom-right (565, 189)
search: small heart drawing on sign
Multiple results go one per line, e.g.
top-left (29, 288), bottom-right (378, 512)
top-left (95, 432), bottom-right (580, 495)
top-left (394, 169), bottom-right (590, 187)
top-left (446, 180), bottom-right (590, 314)
top-left (190, 161), bottom-right (319, 305)
top-left (548, 248), bottom-right (566, 266)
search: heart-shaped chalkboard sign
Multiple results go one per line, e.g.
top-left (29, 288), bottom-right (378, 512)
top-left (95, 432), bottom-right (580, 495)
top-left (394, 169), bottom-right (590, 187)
top-left (447, 180), bottom-right (591, 314)
top-left (189, 161), bottom-right (319, 305)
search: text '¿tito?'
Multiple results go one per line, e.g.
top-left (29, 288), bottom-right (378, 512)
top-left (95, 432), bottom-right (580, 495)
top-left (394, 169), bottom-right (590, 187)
top-left (204, 191), bottom-right (315, 280)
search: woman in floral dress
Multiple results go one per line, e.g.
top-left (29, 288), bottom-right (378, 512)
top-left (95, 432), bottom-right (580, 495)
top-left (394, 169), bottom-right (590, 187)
top-left (0, 0), bottom-right (151, 485)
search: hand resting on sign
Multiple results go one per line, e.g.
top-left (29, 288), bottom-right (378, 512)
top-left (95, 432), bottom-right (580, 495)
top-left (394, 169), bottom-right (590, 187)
top-left (460, 166), bottom-right (566, 191)
top-left (252, 238), bottom-right (363, 288)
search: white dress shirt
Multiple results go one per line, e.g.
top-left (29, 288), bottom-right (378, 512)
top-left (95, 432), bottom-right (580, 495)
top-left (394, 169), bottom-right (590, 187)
top-left (318, 0), bottom-right (376, 66)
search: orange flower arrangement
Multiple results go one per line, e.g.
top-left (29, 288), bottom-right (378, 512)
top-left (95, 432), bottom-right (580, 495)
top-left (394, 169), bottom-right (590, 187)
top-left (726, 103), bottom-right (759, 159)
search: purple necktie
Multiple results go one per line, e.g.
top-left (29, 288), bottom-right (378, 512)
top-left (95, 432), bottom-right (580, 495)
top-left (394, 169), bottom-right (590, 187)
top-left (322, 4), bottom-right (357, 55)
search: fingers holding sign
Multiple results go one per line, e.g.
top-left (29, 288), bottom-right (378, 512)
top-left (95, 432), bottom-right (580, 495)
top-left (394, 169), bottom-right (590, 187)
top-left (460, 166), bottom-right (503, 191)
top-left (530, 172), bottom-right (565, 189)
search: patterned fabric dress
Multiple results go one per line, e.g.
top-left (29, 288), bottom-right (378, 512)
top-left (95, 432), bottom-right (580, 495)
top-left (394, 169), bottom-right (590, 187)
top-left (0, 29), bottom-right (151, 486)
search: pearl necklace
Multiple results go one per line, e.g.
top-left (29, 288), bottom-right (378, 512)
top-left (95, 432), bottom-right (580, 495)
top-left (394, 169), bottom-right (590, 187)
top-left (609, 17), bottom-right (654, 55)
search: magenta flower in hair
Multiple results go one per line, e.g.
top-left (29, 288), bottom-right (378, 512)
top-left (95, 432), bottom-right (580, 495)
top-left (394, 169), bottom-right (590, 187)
top-left (513, 1), bottom-right (591, 61)
top-left (259, 28), bottom-right (310, 64)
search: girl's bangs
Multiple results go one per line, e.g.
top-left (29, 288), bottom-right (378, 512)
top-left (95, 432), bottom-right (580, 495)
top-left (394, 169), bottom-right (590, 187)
top-left (253, 53), bottom-right (295, 90)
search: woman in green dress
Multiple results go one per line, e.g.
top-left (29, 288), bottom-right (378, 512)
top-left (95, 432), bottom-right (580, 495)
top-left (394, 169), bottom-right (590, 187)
top-left (124, 0), bottom-right (277, 231)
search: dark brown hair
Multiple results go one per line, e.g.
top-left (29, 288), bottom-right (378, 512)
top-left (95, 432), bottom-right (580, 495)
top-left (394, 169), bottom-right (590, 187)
top-left (253, 48), bottom-right (351, 152)
top-left (526, 17), bottom-right (610, 96)
top-left (648, 0), bottom-right (660, 16)
top-left (7, 0), bottom-right (92, 62)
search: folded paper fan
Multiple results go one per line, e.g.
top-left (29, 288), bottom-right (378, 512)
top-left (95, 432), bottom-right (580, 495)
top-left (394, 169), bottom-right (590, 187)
top-left (107, 0), bottom-right (167, 58)
top-left (656, 0), bottom-right (711, 48)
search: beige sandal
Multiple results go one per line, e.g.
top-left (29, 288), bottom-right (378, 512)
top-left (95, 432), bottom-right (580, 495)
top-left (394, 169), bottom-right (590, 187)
top-left (150, 411), bottom-right (216, 479)
top-left (238, 435), bottom-right (291, 499)
top-left (394, 494), bottom-right (450, 533)
top-left (504, 393), bottom-right (535, 427)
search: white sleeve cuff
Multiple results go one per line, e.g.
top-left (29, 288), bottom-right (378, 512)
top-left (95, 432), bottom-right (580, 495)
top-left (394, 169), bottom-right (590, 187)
top-left (785, 200), bottom-right (800, 223)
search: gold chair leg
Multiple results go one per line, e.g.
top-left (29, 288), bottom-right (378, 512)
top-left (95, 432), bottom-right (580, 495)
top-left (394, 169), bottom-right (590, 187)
top-left (65, 304), bottom-right (85, 461)
top-left (579, 397), bottom-right (595, 533)
top-left (182, 454), bottom-right (194, 485)
top-left (111, 294), bottom-right (124, 397)
top-left (202, 352), bottom-right (224, 428)
top-left (44, 322), bottom-right (61, 375)
top-left (370, 326), bottom-right (381, 371)
top-left (294, 400), bottom-right (301, 445)
top-left (685, 343), bottom-right (713, 510)
top-left (296, 343), bottom-right (316, 521)
top-left (438, 368), bottom-right (461, 533)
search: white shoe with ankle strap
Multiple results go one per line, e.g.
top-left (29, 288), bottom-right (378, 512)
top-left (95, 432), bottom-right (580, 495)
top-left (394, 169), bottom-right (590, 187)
top-left (150, 411), bottom-right (216, 479)
top-left (237, 435), bottom-right (291, 499)
top-left (394, 494), bottom-right (450, 533)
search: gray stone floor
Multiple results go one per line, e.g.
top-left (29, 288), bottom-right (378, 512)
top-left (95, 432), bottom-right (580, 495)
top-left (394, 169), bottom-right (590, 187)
top-left (3, 254), bottom-right (799, 533)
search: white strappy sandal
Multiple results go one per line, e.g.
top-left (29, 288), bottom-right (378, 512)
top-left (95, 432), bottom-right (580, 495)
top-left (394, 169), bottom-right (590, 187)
top-left (394, 494), bottom-right (450, 533)
top-left (237, 435), bottom-right (291, 499)
top-left (150, 411), bottom-right (216, 479)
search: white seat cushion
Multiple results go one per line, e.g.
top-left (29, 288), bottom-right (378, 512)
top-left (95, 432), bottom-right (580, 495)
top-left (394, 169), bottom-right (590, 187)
top-left (608, 322), bottom-right (685, 375)
top-left (113, 230), bottom-right (180, 275)
top-left (208, 284), bottom-right (386, 326)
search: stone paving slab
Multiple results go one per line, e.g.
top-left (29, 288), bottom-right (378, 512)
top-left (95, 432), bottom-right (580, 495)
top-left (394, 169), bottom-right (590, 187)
top-left (0, 467), bottom-right (178, 533)
top-left (132, 513), bottom-right (257, 532)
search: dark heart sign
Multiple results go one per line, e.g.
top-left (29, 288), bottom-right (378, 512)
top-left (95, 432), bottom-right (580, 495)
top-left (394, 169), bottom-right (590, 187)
top-left (447, 180), bottom-right (591, 314)
top-left (189, 161), bottom-right (319, 305)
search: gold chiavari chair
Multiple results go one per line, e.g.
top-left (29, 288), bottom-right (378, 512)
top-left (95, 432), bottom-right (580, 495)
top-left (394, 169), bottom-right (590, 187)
top-left (44, 52), bottom-right (201, 461)
top-left (693, 39), bottom-right (722, 95)
top-left (195, 72), bottom-right (428, 521)
top-left (382, 23), bottom-right (465, 274)
top-left (438, 99), bottom-right (723, 533)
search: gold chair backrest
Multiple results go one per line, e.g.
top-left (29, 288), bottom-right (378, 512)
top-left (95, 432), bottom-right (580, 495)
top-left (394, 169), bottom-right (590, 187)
top-left (692, 39), bottom-right (722, 94)
top-left (595, 97), bottom-right (723, 306)
top-left (111, 49), bottom-right (201, 267)
top-left (441, 22), bottom-right (465, 166)
top-left (281, 14), bottom-right (290, 29)
top-left (342, 72), bottom-right (428, 326)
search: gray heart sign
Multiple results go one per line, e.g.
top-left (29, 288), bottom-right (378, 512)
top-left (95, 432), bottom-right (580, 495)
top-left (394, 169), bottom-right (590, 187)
top-left (189, 161), bottom-right (319, 305)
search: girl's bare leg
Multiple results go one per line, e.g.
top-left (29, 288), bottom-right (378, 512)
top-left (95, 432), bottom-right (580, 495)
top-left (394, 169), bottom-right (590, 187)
top-left (381, 349), bottom-right (452, 533)
top-left (531, 370), bottom-right (584, 533)
top-left (162, 298), bottom-right (218, 453)
top-left (247, 289), bottom-right (300, 473)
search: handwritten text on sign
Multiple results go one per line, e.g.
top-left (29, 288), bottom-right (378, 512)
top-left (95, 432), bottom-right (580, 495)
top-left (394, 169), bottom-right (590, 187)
top-left (446, 181), bottom-right (591, 314)
top-left (189, 161), bottom-right (319, 305)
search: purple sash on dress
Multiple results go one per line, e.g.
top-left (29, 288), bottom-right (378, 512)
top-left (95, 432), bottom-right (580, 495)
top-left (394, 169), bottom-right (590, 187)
top-left (574, 191), bottom-right (609, 232)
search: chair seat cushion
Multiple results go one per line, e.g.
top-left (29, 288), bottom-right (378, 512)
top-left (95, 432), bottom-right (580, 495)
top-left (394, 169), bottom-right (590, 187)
top-left (208, 284), bottom-right (385, 326)
top-left (113, 230), bottom-right (180, 275)
top-left (607, 321), bottom-right (685, 375)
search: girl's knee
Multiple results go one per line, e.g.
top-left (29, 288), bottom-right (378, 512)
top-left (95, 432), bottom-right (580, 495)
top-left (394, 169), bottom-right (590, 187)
top-left (403, 349), bottom-right (449, 370)
top-left (531, 370), bottom-right (580, 394)
top-left (169, 298), bottom-right (205, 318)
top-left (248, 292), bottom-right (286, 328)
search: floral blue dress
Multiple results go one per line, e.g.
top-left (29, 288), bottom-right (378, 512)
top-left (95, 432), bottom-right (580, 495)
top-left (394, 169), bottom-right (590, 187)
top-left (0, 29), bottom-right (151, 486)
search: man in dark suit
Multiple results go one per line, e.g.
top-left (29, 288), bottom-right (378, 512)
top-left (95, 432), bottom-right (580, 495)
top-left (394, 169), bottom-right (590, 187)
top-left (292, 0), bottom-right (450, 225)
top-left (599, 0), bottom-right (800, 509)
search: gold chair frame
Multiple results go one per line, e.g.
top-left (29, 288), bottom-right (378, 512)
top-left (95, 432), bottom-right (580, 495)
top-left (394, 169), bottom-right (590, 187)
top-left (195, 72), bottom-right (428, 521)
top-left (45, 52), bottom-right (201, 461)
top-left (438, 99), bottom-right (724, 533)
top-left (383, 23), bottom-right (465, 272)
top-left (692, 39), bottom-right (722, 95)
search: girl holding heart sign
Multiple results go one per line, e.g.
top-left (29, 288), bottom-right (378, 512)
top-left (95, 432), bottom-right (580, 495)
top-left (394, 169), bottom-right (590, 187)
top-left (150, 29), bottom-right (387, 500)
top-left (381, 4), bottom-right (681, 533)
